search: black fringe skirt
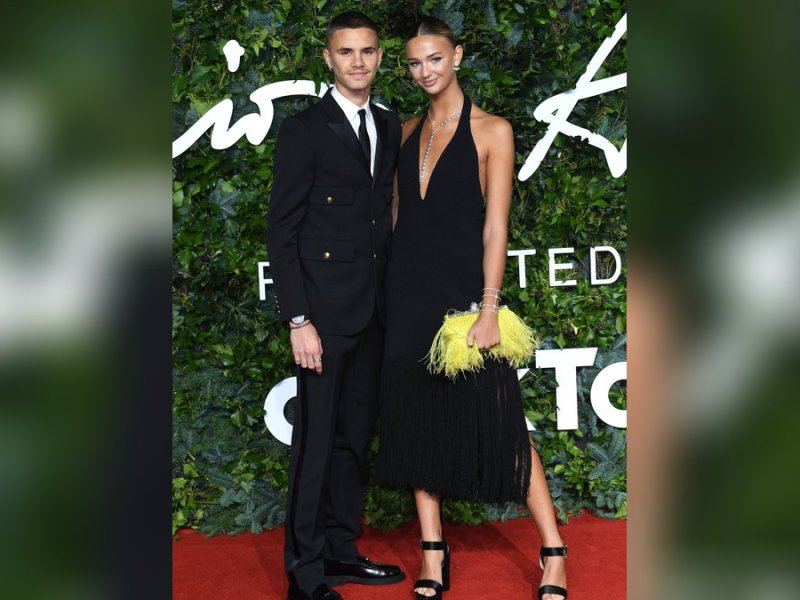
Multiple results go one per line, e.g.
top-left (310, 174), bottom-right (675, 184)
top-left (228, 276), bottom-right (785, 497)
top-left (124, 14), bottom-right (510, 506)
top-left (375, 355), bottom-right (532, 504)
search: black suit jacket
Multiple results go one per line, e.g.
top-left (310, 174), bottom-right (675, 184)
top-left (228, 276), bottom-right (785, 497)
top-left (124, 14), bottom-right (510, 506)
top-left (266, 89), bottom-right (401, 335)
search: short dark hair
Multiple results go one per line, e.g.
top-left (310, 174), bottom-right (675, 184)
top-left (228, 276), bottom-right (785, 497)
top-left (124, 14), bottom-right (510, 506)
top-left (325, 11), bottom-right (380, 47)
top-left (409, 16), bottom-right (457, 47)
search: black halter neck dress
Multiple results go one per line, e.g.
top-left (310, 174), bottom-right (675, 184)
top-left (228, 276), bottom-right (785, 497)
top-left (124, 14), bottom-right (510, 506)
top-left (376, 96), bottom-right (532, 503)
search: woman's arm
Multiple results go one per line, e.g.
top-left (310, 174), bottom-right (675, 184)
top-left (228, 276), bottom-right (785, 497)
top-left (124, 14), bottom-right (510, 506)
top-left (467, 116), bottom-right (515, 350)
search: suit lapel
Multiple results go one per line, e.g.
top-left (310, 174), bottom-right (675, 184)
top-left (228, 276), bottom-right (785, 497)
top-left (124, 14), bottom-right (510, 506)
top-left (370, 104), bottom-right (388, 189)
top-left (321, 91), bottom-right (371, 176)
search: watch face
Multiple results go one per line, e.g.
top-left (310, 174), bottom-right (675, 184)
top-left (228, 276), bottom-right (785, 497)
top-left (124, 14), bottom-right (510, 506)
top-left (291, 316), bottom-right (305, 324)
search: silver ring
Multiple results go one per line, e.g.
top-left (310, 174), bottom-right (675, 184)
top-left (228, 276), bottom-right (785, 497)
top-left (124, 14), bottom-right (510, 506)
top-left (313, 358), bottom-right (322, 363)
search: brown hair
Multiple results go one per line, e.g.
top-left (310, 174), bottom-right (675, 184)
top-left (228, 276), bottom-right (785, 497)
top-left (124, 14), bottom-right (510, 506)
top-left (325, 11), bottom-right (380, 47)
top-left (408, 16), bottom-right (457, 47)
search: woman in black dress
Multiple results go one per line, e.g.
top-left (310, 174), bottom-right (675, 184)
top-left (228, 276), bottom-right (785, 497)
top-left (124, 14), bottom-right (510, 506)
top-left (376, 17), bottom-right (568, 600)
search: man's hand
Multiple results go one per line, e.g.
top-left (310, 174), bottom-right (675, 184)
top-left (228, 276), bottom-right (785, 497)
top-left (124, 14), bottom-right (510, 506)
top-left (290, 322), bottom-right (323, 374)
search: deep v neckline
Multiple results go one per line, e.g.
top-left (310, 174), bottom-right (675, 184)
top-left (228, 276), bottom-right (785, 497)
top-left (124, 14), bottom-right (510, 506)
top-left (417, 135), bottom-right (454, 200)
top-left (416, 97), bottom-right (468, 201)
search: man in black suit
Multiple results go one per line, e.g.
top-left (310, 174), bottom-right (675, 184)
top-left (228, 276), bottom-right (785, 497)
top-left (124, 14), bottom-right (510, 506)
top-left (266, 11), bottom-right (404, 600)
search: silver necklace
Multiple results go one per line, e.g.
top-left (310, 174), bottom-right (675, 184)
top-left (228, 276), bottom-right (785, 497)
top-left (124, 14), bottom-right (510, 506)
top-left (419, 109), bottom-right (461, 184)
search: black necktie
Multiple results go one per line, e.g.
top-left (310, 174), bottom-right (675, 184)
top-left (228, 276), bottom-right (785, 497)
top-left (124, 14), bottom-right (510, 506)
top-left (357, 108), bottom-right (371, 172)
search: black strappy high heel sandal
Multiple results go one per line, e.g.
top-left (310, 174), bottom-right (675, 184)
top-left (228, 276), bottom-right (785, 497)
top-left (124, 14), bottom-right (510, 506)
top-left (538, 545), bottom-right (567, 600)
top-left (414, 539), bottom-right (450, 599)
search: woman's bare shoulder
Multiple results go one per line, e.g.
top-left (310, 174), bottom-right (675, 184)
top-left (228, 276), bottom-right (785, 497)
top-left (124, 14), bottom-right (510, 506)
top-left (470, 105), bottom-right (513, 143)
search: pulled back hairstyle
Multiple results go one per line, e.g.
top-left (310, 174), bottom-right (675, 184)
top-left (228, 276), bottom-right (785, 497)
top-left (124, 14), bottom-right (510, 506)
top-left (325, 11), bottom-right (380, 47)
top-left (408, 16), bottom-right (457, 47)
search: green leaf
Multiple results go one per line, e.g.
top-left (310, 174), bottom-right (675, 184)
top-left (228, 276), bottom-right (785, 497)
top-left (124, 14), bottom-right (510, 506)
top-left (172, 73), bottom-right (188, 102)
top-left (615, 315), bottom-right (625, 334)
top-left (219, 489), bottom-right (236, 507)
top-left (190, 64), bottom-right (212, 85)
top-left (177, 249), bottom-right (192, 271)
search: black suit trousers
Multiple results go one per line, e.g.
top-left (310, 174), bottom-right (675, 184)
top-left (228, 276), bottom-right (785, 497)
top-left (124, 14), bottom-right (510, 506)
top-left (283, 310), bottom-right (383, 592)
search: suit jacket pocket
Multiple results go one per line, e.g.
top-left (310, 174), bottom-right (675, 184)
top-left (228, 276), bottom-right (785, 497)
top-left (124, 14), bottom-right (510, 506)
top-left (298, 238), bottom-right (355, 262)
top-left (308, 187), bottom-right (355, 206)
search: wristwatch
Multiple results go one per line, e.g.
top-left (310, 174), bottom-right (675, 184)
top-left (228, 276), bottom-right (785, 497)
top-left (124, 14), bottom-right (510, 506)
top-left (290, 315), bottom-right (305, 325)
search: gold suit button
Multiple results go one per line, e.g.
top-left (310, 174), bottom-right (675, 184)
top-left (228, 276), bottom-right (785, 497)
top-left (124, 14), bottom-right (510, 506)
top-left (323, 251), bottom-right (331, 259)
top-left (325, 196), bottom-right (333, 204)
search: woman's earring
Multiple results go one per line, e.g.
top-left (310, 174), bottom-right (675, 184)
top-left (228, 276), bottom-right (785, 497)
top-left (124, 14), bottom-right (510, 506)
top-left (454, 65), bottom-right (460, 71)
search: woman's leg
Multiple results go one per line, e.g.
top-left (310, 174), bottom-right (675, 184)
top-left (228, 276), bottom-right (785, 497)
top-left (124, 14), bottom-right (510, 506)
top-left (526, 446), bottom-right (567, 600)
top-left (414, 489), bottom-right (445, 597)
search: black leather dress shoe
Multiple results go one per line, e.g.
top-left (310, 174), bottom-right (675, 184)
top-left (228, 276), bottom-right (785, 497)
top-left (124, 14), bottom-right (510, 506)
top-left (324, 555), bottom-right (405, 586)
top-left (286, 582), bottom-right (343, 600)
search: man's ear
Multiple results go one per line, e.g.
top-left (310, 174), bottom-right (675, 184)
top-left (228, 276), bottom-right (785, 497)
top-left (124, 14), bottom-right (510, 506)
top-left (323, 47), bottom-right (332, 70)
top-left (376, 47), bottom-right (384, 69)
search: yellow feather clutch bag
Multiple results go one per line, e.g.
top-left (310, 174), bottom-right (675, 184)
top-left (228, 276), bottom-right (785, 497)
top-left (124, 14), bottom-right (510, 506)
top-left (425, 302), bottom-right (539, 379)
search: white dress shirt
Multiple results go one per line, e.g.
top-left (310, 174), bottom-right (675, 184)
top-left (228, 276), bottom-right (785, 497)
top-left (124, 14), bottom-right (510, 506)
top-left (330, 85), bottom-right (377, 176)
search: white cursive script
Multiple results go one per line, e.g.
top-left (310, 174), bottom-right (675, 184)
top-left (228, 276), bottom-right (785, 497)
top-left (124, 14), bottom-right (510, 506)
top-left (174, 18), bottom-right (628, 180)
top-left (222, 40), bottom-right (245, 73)
top-left (172, 79), bottom-right (326, 158)
top-left (518, 13), bottom-right (627, 180)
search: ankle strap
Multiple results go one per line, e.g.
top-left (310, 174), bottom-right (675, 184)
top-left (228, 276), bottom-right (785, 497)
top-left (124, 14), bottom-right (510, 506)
top-left (420, 540), bottom-right (446, 551)
top-left (540, 545), bottom-right (568, 559)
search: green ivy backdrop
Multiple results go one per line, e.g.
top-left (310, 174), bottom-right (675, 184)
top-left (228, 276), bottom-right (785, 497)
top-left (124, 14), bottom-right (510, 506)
top-left (172, 0), bottom-right (626, 536)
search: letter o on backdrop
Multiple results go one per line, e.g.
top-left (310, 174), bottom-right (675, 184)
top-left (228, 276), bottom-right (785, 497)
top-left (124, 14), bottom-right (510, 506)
top-left (590, 361), bottom-right (627, 428)
top-left (263, 377), bottom-right (296, 446)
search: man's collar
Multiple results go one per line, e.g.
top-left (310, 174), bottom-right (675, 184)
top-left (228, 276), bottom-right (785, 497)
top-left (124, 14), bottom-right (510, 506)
top-left (330, 85), bottom-right (370, 120)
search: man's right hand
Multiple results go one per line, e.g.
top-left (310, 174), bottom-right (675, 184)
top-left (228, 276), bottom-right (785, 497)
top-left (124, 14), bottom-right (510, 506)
top-left (290, 322), bottom-right (323, 374)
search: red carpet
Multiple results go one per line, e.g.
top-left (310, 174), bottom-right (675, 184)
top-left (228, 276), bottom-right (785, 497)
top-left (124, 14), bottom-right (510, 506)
top-left (174, 513), bottom-right (625, 599)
